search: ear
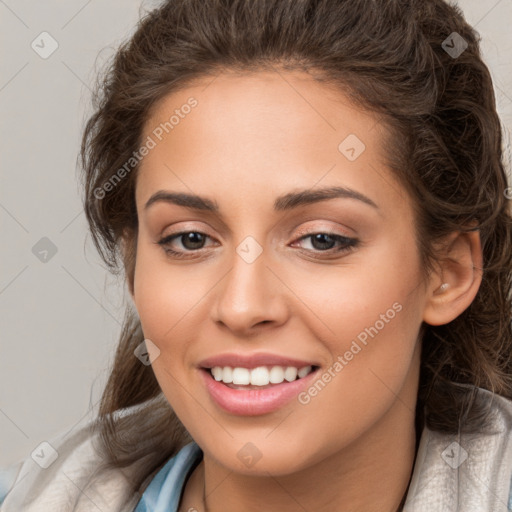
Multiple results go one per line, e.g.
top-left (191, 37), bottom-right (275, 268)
top-left (422, 229), bottom-right (483, 326)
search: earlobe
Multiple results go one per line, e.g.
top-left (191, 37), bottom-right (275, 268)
top-left (422, 229), bottom-right (483, 326)
top-left (434, 282), bottom-right (450, 295)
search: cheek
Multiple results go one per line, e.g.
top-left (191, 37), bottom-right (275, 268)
top-left (133, 242), bottom-right (200, 340)
top-left (291, 239), bottom-right (423, 406)
top-left (131, 248), bottom-right (201, 403)
top-left (291, 238), bottom-right (421, 343)
top-left (292, 285), bottom-right (422, 459)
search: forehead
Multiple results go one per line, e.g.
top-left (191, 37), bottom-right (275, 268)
top-left (136, 69), bottom-right (408, 216)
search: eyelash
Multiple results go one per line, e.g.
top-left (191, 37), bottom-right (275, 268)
top-left (156, 230), bottom-right (359, 259)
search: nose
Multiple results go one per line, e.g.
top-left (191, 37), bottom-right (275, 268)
top-left (211, 243), bottom-right (289, 335)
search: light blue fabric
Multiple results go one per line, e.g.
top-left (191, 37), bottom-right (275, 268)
top-left (0, 462), bottom-right (22, 506)
top-left (134, 442), bottom-right (203, 512)
top-left (508, 473), bottom-right (512, 511)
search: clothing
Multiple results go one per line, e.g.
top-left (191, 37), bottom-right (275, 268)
top-left (133, 442), bottom-right (202, 511)
top-left (2, 387), bottom-right (512, 511)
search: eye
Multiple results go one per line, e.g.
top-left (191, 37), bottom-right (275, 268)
top-left (292, 232), bottom-right (359, 255)
top-left (157, 231), bottom-right (213, 258)
top-left (156, 230), bottom-right (359, 259)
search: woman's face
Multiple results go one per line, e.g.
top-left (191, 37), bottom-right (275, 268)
top-left (131, 70), bottom-right (429, 475)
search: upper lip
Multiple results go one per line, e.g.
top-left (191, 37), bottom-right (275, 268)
top-left (199, 352), bottom-right (318, 370)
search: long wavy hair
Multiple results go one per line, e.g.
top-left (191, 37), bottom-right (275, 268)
top-left (79, 0), bottom-right (512, 502)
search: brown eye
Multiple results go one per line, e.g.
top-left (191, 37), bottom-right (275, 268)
top-left (306, 233), bottom-right (337, 251)
top-left (157, 231), bottom-right (214, 258)
top-left (176, 232), bottom-right (207, 250)
top-left (294, 232), bottom-right (358, 254)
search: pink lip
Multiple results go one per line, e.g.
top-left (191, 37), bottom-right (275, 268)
top-left (198, 352), bottom-right (318, 370)
top-left (199, 367), bottom-right (320, 416)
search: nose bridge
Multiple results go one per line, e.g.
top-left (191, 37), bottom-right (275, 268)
top-left (212, 234), bottom-right (287, 331)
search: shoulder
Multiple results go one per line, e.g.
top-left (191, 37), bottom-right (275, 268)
top-left (0, 401), bottom-right (160, 512)
top-left (404, 387), bottom-right (512, 511)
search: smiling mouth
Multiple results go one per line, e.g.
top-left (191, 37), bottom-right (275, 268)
top-left (204, 365), bottom-right (319, 390)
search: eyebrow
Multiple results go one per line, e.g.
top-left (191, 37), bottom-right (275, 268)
top-left (144, 186), bottom-right (379, 212)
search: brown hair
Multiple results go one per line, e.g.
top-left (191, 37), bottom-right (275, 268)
top-left (79, 0), bottom-right (512, 500)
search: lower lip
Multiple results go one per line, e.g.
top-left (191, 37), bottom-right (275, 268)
top-left (199, 368), bottom-right (319, 415)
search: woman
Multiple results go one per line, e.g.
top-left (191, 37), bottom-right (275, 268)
top-left (2, 0), bottom-right (512, 510)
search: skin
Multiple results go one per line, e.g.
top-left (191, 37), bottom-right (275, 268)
top-left (128, 69), bottom-right (482, 512)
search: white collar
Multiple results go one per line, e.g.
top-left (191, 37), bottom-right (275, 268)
top-left (404, 388), bottom-right (512, 511)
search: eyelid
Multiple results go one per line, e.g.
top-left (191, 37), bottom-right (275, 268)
top-left (159, 222), bottom-right (353, 245)
top-left (293, 223), bottom-right (354, 240)
top-left (159, 221), bottom-right (215, 239)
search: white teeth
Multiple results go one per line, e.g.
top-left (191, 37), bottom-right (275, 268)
top-left (298, 365), bottom-right (312, 378)
top-left (222, 366), bottom-right (233, 383)
top-left (250, 366), bottom-right (269, 386)
top-left (209, 365), bottom-right (314, 386)
top-left (232, 367), bottom-right (250, 385)
top-left (269, 366), bottom-right (284, 383)
top-left (212, 366), bottom-right (223, 381)
top-left (284, 367), bottom-right (298, 382)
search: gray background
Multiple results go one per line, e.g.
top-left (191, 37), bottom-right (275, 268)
top-left (1, 0), bottom-right (511, 467)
